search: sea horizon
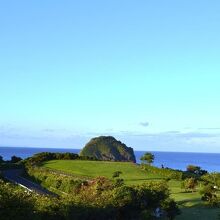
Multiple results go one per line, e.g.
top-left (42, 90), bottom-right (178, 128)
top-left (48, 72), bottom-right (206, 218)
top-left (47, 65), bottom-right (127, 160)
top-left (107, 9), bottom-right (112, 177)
top-left (1, 145), bottom-right (220, 154)
top-left (1, 146), bottom-right (220, 172)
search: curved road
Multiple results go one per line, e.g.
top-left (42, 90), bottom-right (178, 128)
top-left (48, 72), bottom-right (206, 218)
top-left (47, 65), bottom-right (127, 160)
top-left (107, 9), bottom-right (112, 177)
top-left (2, 169), bottom-right (57, 196)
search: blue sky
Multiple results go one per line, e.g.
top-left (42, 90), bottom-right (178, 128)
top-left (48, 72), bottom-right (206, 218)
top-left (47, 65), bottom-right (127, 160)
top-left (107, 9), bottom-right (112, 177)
top-left (0, 1), bottom-right (220, 152)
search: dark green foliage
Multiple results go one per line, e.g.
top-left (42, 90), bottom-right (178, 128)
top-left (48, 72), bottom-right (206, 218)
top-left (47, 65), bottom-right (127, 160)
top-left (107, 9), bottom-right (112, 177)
top-left (112, 171), bottom-right (122, 178)
top-left (11, 155), bottom-right (22, 163)
top-left (0, 155), bottom-right (3, 163)
top-left (112, 171), bottom-right (124, 187)
top-left (0, 162), bottom-right (23, 170)
top-left (114, 178), bottom-right (124, 187)
top-left (140, 152), bottom-right (155, 165)
top-left (22, 166), bottom-right (180, 220)
top-left (186, 164), bottom-right (207, 176)
top-left (200, 184), bottom-right (219, 206)
top-left (201, 172), bottom-right (220, 187)
top-left (162, 198), bottom-right (181, 220)
top-left (0, 180), bottom-right (34, 220)
top-left (0, 179), bottom-right (64, 220)
top-left (24, 152), bottom-right (97, 166)
top-left (181, 171), bottom-right (198, 180)
top-left (187, 164), bottom-right (201, 173)
top-left (80, 136), bottom-right (136, 162)
top-left (71, 177), bottom-right (179, 219)
top-left (26, 166), bottom-right (85, 194)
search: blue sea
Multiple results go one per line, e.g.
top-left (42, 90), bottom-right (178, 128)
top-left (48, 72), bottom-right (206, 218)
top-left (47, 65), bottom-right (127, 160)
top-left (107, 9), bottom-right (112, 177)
top-left (0, 147), bottom-right (220, 172)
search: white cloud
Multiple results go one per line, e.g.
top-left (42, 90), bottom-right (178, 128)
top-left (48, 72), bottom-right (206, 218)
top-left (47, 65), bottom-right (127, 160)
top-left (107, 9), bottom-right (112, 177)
top-left (140, 122), bottom-right (150, 127)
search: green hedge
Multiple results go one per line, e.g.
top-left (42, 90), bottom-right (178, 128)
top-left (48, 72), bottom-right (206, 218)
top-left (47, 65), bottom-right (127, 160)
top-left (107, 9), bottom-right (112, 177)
top-left (26, 166), bottom-right (86, 194)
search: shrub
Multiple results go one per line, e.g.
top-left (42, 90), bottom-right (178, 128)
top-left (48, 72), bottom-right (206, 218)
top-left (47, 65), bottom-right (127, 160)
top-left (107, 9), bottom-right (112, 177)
top-left (26, 167), bottom-right (86, 194)
top-left (201, 172), bottom-right (220, 187)
top-left (11, 155), bottom-right (22, 163)
top-left (200, 184), bottom-right (219, 207)
top-left (186, 164), bottom-right (207, 176)
top-left (181, 177), bottom-right (198, 192)
top-left (162, 198), bottom-right (181, 220)
top-left (112, 171), bottom-right (122, 178)
top-left (23, 167), bottom-right (180, 220)
top-left (24, 152), bottom-right (97, 167)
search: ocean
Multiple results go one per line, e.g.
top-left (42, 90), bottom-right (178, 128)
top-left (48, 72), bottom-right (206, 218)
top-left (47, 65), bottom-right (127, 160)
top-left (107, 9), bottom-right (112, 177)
top-left (0, 146), bottom-right (220, 172)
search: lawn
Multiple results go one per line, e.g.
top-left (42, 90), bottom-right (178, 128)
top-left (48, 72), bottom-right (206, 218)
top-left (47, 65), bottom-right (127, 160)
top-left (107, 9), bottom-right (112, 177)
top-left (168, 179), bottom-right (219, 219)
top-left (42, 160), bottom-right (220, 219)
top-left (42, 160), bottom-right (163, 185)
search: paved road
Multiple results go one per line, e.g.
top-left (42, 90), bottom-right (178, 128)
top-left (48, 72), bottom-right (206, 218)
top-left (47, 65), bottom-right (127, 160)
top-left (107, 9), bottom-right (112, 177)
top-left (2, 169), bottom-right (57, 196)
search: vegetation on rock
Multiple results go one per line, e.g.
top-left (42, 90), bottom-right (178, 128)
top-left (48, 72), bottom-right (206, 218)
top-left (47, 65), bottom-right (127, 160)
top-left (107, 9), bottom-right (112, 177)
top-left (80, 136), bottom-right (136, 162)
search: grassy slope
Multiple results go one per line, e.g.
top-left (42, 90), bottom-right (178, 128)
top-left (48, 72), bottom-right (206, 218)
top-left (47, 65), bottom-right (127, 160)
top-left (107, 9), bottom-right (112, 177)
top-left (42, 160), bottom-right (163, 185)
top-left (42, 160), bottom-right (219, 219)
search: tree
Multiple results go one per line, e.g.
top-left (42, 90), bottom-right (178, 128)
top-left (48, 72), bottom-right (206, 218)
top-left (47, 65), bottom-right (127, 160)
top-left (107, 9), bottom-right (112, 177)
top-left (186, 165), bottom-right (207, 176)
top-left (187, 165), bottom-right (201, 174)
top-left (181, 177), bottom-right (198, 192)
top-left (11, 155), bottom-right (22, 163)
top-left (0, 155), bottom-right (3, 164)
top-left (140, 152), bottom-right (155, 165)
top-left (201, 172), bottom-right (220, 187)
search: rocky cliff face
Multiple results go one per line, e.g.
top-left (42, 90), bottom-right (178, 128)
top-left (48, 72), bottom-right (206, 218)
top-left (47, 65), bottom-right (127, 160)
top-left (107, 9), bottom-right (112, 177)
top-left (80, 136), bottom-right (136, 163)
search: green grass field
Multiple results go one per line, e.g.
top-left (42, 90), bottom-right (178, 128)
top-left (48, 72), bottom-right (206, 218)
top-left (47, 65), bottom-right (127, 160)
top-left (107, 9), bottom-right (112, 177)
top-left (42, 160), bottom-right (163, 185)
top-left (169, 180), bottom-right (220, 220)
top-left (42, 160), bottom-right (220, 220)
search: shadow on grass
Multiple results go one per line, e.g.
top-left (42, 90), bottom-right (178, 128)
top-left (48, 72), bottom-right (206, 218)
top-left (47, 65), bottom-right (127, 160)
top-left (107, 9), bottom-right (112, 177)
top-left (178, 198), bottom-right (201, 206)
top-left (177, 205), bottom-right (220, 220)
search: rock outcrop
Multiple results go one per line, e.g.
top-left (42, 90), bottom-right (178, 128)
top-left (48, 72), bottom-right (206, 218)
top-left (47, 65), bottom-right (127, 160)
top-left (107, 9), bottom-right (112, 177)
top-left (80, 136), bottom-right (136, 163)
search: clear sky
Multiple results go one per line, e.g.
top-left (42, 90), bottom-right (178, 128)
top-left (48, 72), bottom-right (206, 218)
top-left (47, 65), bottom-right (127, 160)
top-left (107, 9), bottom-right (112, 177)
top-left (0, 1), bottom-right (220, 152)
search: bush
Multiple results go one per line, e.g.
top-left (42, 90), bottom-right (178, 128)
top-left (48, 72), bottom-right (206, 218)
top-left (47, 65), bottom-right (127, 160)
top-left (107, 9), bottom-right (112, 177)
top-left (11, 155), bottom-right (22, 163)
top-left (0, 155), bottom-right (4, 163)
top-left (24, 152), bottom-right (97, 167)
top-left (201, 172), bottom-right (220, 187)
top-left (181, 178), bottom-right (198, 192)
top-left (112, 171), bottom-right (122, 178)
top-left (24, 167), bottom-right (180, 220)
top-left (0, 179), bottom-right (64, 220)
top-left (162, 198), bottom-right (181, 220)
top-left (200, 184), bottom-right (219, 207)
top-left (186, 164), bottom-right (207, 176)
top-left (26, 167), bottom-right (85, 194)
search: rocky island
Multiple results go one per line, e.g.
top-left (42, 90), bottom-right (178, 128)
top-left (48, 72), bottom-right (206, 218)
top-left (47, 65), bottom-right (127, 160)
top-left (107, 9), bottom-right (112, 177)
top-left (80, 136), bottom-right (136, 163)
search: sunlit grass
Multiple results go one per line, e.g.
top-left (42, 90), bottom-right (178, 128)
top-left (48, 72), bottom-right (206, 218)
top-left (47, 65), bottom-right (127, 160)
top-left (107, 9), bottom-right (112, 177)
top-left (42, 160), bottom-right (163, 185)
